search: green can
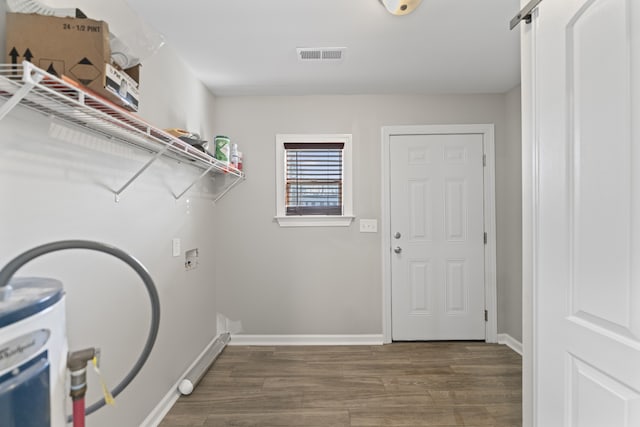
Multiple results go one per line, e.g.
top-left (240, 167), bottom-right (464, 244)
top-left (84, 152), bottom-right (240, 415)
top-left (214, 135), bottom-right (230, 163)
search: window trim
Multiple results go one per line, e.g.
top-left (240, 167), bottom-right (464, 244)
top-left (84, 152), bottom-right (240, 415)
top-left (275, 134), bottom-right (354, 227)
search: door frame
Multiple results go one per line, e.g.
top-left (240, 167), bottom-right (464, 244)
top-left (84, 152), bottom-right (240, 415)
top-left (520, 6), bottom-right (536, 426)
top-left (381, 124), bottom-right (498, 343)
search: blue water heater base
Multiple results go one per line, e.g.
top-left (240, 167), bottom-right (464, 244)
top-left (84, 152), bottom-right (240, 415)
top-left (0, 351), bottom-right (51, 427)
top-left (0, 277), bottom-right (68, 427)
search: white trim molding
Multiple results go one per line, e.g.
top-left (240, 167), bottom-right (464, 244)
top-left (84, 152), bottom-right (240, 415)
top-left (498, 333), bottom-right (523, 356)
top-left (274, 215), bottom-right (355, 227)
top-left (229, 334), bottom-right (384, 346)
top-left (520, 5), bottom-right (538, 426)
top-left (274, 133), bottom-right (354, 227)
top-left (381, 124), bottom-right (498, 344)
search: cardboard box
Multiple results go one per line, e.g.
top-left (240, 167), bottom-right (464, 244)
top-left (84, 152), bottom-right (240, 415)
top-left (5, 12), bottom-right (140, 111)
top-left (104, 62), bottom-right (139, 110)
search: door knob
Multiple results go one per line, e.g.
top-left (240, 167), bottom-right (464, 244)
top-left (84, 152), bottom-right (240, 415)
top-left (394, 232), bottom-right (401, 239)
top-left (394, 246), bottom-right (402, 254)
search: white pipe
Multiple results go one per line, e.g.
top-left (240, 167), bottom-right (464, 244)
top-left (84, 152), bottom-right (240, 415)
top-left (178, 333), bottom-right (230, 395)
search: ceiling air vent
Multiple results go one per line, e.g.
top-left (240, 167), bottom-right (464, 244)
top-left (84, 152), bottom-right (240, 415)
top-left (297, 47), bottom-right (346, 62)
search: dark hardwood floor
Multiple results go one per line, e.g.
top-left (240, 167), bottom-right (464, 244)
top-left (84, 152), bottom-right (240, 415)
top-left (160, 342), bottom-right (522, 426)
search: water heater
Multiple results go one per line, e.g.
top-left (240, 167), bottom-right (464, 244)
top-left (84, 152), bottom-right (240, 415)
top-left (0, 277), bottom-right (67, 426)
top-left (0, 240), bottom-right (161, 427)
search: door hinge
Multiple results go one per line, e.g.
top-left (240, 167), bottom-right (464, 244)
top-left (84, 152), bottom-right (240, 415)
top-left (484, 232), bottom-right (487, 245)
top-left (484, 310), bottom-right (488, 322)
top-left (483, 154), bottom-right (486, 167)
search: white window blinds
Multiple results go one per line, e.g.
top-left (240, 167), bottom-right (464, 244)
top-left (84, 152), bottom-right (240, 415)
top-left (284, 142), bottom-right (344, 216)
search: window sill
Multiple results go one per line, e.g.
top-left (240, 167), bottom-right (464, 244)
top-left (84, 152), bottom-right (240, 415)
top-left (275, 215), bottom-right (355, 227)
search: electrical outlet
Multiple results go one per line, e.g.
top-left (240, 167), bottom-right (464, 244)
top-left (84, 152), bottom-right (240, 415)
top-left (359, 219), bottom-right (378, 233)
top-left (172, 238), bottom-right (181, 257)
top-left (185, 248), bottom-right (199, 270)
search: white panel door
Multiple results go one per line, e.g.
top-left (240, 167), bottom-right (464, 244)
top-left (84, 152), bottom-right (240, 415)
top-left (390, 133), bottom-right (485, 340)
top-left (531, 0), bottom-right (640, 425)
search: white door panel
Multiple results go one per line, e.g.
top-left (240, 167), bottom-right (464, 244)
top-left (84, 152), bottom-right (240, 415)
top-left (530, 0), bottom-right (640, 424)
top-left (390, 133), bottom-right (485, 340)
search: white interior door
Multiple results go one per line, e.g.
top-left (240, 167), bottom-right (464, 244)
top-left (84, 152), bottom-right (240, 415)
top-left (390, 133), bottom-right (485, 341)
top-left (529, 0), bottom-right (640, 425)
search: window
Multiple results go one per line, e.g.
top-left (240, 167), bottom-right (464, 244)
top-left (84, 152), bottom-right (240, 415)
top-left (275, 134), bottom-right (353, 227)
top-left (285, 142), bottom-right (343, 215)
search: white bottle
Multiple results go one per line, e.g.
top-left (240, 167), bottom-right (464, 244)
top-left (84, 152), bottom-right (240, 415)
top-left (230, 143), bottom-right (239, 169)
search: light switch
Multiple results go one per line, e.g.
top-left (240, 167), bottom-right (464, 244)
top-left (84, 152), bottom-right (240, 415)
top-left (172, 238), bottom-right (181, 257)
top-left (359, 219), bottom-right (378, 233)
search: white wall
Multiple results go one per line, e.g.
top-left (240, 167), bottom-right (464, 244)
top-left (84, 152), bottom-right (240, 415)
top-left (0, 2), bottom-right (223, 425)
top-left (211, 94), bottom-right (522, 337)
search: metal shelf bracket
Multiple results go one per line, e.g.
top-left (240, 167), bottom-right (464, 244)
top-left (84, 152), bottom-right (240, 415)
top-left (174, 165), bottom-right (216, 200)
top-left (0, 65), bottom-right (43, 121)
top-left (114, 145), bottom-right (172, 202)
top-left (213, 174), bottom-right (244, 204)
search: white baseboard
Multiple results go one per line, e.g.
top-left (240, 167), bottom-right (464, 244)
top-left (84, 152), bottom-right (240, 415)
top-left (497, 333), bottom-right (523, 355)
top-left (229, 334), bottom-right (384, 346)
top-left (140, 333), bottom-right (229, 427)
top-left (140, 383), bottom-right (180, 427)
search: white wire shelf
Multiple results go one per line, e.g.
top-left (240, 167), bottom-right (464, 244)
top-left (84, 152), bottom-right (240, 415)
top-left (0, 61), bottom-right (244, 202)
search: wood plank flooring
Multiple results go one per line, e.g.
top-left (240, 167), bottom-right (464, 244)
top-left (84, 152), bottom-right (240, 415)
top-left (160, 342), bottom-right (522, 427)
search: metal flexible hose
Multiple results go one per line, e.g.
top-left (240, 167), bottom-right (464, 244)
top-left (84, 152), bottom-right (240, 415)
top-left (0, 240), bottom-right (161, 421)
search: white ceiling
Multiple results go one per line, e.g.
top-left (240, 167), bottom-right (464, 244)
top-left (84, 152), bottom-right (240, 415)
top-left (126, 0), bottom-right (521, 96)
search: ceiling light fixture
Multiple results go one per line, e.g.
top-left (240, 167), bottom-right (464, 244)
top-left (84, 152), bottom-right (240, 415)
top-left (379, 0), bottom-right (423, 16)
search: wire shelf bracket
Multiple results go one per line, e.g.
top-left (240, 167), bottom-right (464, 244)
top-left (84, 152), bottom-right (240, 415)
top-left (0, 65), bottom-right (43, 120)
top-left (212, 173), bottom-right (244, 204)
top-left (174, 164), bottom-right (215, 200)
top-left (114, 144), bottom-right (171, 202)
